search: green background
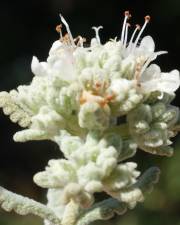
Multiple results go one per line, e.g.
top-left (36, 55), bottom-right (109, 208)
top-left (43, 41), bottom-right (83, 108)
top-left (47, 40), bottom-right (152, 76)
top-left (0, 0), bottom-right (180, 224)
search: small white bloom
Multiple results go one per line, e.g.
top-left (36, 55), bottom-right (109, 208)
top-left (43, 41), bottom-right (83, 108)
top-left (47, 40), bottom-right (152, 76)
top-left (140, 64), bottom-right (180, 94)
top-left (137, 36), bottom-right (155, 56)
top-left (31, 56), bottom-right (48, 76)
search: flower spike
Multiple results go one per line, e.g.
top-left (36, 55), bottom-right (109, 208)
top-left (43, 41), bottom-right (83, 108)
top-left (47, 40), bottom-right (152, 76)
top-left (0, 12), bottom-right (179, 225)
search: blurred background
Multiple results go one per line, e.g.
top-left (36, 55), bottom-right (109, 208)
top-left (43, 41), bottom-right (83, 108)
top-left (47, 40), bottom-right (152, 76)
top-left (0, 0), bottom-right (180, 224)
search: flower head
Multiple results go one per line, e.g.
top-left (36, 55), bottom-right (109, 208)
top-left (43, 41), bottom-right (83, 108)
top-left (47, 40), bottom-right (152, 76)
top-left (0, 12), bottom-right (179, 224)
top-left (31, 13), bottom-right (179, 98)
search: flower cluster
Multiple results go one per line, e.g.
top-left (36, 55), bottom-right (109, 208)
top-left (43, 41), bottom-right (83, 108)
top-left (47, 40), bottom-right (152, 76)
top-left (0, 12), bottom-right (180, 225)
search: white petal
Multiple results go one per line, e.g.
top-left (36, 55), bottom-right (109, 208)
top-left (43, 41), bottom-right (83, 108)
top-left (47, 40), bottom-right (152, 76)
top-left (139, 36), bottom-right (155, 54)
top-left (150, 51), bottom-right (168, 62)
top-left (49, 40), bottom-right (64, 55)
top-left (31, 56), bottom-right (48, 76)
top-left (139, 51), bottom-right (167, 82)
top-left (140, 64), bottom-right (161, 82)
top-left (141, 69), bottom-right (180, 94)
top-left (158, 69), bottom-right (180, 94)
top-left (140, 80), bottom-right (159, 93)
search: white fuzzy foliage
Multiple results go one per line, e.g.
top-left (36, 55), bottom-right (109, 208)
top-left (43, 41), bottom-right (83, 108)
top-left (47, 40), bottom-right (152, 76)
top-left (0, 186), bottom-right (61, 224)
top-left (0, 13), bottom-right (179, 225)
top-left (34, 131), bottom-right (140, 208)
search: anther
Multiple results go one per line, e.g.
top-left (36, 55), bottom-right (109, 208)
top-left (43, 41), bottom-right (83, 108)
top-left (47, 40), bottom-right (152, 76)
top-left (127, 23), bottom-right (131, 27)
top-left (136, 24), bottom-right (141, 30)
top-left (56, 24), bottom-right (62, 33)
top-left (124, 11), bottom-right (129, 16)
top-left (124, 11), bottom-right (131, 19)
top-left (145, 15), bottom-right (151, 22)
top-left (56, 24), bottom-right (63, 39)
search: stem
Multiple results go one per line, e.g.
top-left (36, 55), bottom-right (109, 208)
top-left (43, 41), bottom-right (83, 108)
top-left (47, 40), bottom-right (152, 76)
top-left (61, 199), bottom-right (80, 225)
top-left (134, 167), bottom-right (161, 192)
top-left (0, 186), bottom-right (61, 225)
top-left (76, 199), bottom-right (127, 225)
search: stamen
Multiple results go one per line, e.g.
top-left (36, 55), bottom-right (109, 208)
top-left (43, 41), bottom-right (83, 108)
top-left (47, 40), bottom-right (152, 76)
top-left (74, 36), bottom-right (80, 44)
top-left (74, 36), bottom-right (86, 47)
top-left (134, 57), bottom-right (144, 86)
top-left (59, 14), bottom-right (75, 47)
top-left (56, 24), bottom-right (63, 39)
top-left (127, 24), bottom-right (141, 52)
top-left (136, 51), bottom-right (166, 85)
top-left (78, 36), bottom-right (84, 47)
top-left (139, 51), bottom-right (167, 77)
top-left (140, 56), bottom-right (153, 77)
top-left (124, 23), bottom-right (131, 47)
top-left (80, 37), bottom-right (86, 47)
top-left (92, 26), bottom-right (103, 44)
top-left (64, 33), bottom-right (71, 45)
top-left (132, 15), bottom-right (151, 52)
top-left (121, 11), bottom-right (131, 43)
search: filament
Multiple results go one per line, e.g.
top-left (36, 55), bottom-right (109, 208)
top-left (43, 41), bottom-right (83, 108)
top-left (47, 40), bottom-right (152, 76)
top-left (132, 16), bottom-right (151, 52)
top-left (121, 11), bottom-right (131, 43)
top-left (60, 14), bottom-right (75, 47)
top-left (92, 26), bottom-right (103, 44)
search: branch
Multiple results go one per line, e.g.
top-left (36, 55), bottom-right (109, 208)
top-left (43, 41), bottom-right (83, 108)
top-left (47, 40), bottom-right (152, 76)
top-left (0, 186), bottom-right (61, 225)
top-left (0, 167), bottom-right (160, 225)
top-left (134, 167), bottom-right (160, 193)
top-left (76, 198), bottom-right (127, 225)
top-left (76, 167), bottom-right (160, 225)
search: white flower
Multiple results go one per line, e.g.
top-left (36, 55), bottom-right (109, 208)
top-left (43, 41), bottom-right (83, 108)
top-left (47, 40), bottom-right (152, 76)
top-left (30, 12), bottom-right (179, 99)
top-left (140, 64), bottom-right (180, 94)
top-left (31, 56), bottom-right (48, 77)
top-left (31, 41), bottom-right (76, 82)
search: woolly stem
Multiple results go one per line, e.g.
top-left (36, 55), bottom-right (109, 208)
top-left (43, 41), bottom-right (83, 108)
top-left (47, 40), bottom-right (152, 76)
top-left (0, 186), bottom-right (61, 225)
top-left (134, 166), bottom-right (160, 192)
top-left (61, 199), bottom-right (80, 225)
top-left (76, 199), bottom-right (127, 225)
